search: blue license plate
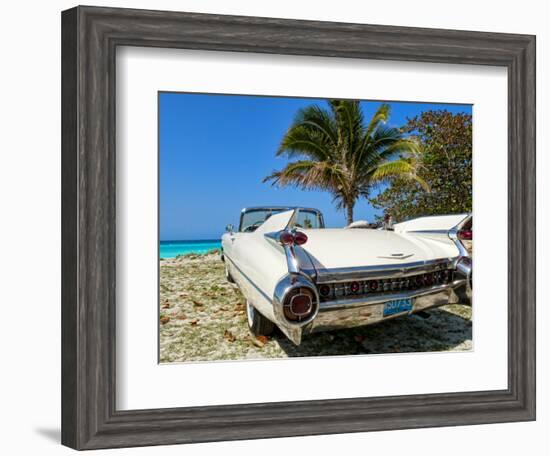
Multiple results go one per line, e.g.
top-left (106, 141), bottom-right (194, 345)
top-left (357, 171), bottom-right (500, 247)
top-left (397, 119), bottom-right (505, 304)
top-left (383, 298), bottom-right (413, 317)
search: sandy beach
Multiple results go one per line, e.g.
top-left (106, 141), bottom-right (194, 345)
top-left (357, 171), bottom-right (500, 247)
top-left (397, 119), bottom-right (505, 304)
top-left (159, 251), bottom-right (472, 363)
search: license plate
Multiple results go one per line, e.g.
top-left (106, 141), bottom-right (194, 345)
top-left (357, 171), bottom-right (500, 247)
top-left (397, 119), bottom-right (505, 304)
top-left (383, 298), bottom-right (413, 317)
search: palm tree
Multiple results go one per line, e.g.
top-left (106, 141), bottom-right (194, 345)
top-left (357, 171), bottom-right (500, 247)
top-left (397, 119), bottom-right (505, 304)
top-left (263, 100), bottom-right (429, 225)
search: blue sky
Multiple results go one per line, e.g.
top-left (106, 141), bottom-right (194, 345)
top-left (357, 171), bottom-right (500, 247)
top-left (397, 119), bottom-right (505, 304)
top-left (159, 93), bottom-right (471, 240)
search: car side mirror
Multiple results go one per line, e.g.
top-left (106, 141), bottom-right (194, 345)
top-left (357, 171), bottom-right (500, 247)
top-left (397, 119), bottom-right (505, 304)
top-left (225, 224), bottom-right (234, 233)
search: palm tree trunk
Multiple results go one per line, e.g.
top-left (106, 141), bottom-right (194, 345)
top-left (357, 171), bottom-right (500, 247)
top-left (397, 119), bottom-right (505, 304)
top-left (346, 204), bottom-right (354, 225)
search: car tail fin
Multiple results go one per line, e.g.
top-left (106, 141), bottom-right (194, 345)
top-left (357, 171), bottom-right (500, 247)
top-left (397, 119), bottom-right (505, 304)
top-left (393, 213), bottom-right (470, 233)
top-left (254, 209), bottom-right (296, 234)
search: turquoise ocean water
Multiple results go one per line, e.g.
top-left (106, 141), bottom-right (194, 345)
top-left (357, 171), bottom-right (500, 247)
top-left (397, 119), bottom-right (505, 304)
top-left (159, 240), bottom-right (221, 259)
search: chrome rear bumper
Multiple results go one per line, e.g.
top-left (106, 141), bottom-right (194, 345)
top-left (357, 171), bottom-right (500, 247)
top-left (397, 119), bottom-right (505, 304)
top-left (272, 257), bottom-right (472, 345)
top-left (308, 285), bottom-right (456, 333)
top-left (306, 256), bottom-right (472, 333)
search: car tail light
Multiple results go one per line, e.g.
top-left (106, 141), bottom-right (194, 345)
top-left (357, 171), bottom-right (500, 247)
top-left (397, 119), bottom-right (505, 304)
top-left (279, 230), bottom-right (308, 246)
top-left (291, 294), bottom-right (311, 314)
top-left (457, 218), bottom-right (472, 241)
top-left (317, 268), bottom-right (458, 302)
top-left (283, 287), bottom-right (316, 322)
top-left (458, 229), bottom-right (472, 241)
top-left (319, 284), bottom-right (332, 297)
top-left (279, 231), bottom-right (295, 245)
top-left (294, 231), bottom-right (308, 245)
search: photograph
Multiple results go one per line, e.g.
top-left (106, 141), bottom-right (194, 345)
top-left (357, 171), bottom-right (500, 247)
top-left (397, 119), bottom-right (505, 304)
top-left (158, 93), bottom-right (473, 363)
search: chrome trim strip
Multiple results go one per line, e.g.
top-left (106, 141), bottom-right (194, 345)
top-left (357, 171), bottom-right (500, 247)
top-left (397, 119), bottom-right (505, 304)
top-left (264, 228), bottom-right (301, 273)
top-left (405, 229), bottom-right (449, 235)
top-left (318, 281), bottom-right (462, 310)
top-left (315, 257), bottom-right (457, 283)
top-left (453, 256), bottom-right (472, 305)
top-left (223, 254), bottom-right (272, 303)
top-left (241, 205), bottom-right (321, 213)
top-left (283, 244), bottom-right (299, 274)
top-left (282, 210), bottom-right (301, 273)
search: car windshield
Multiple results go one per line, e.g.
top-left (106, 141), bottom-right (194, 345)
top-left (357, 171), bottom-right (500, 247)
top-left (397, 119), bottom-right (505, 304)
top-left (240, 209), bottom-right (283, 232)
top-left (293, 210), bottom-right (321, 229)
top-left (240, 208), bottom-right (323, 232)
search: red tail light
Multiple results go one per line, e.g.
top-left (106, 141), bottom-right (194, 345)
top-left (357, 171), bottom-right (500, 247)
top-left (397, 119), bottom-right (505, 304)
top-left (290, 294), bottom-right (312, 315)
top-left (293, 231), bottom-right (308, 245)
top-left (283, 287), bottom-right (316, 322)
top-left (279, 231), bottom-right (295, 245)
top-left (458, 229), bottom-right (472, 241)
top-left (279, 230), bottom-right (308, 246)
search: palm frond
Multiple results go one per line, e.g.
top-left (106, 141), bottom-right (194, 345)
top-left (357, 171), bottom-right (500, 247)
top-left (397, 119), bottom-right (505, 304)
top-left (370, 126), bottom-right (404, 150)
top-left (370, 160), bottom-right (430, 192)
top-left (354, 106), bottom-right (395, 169)
top-left (283, 104), bottom-right (338, 146)
top-left (332, 101), bottom-right (364, 156)
top-left (359, 136), bottom-right (420, 173)
top-left (379, 137), bottom-right (420, 157)
top-left (365, 103), bottom-right (391, 139)
top-left (263, 160), bottom-right (345, 192)
top-left (277, 125), bottom-right (334, 161)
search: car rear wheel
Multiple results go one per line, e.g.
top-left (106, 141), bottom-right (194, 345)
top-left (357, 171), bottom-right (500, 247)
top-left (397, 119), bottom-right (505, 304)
top-left (246, 300), bottom-right (274, 337)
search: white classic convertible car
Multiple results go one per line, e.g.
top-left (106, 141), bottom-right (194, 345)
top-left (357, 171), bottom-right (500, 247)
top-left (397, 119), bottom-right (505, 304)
top-left (221, 206), bottom-right (472, 345)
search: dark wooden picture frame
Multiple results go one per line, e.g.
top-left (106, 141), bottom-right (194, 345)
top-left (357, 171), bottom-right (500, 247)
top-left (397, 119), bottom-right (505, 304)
top-left (61, 5), bottom-right (536, 450)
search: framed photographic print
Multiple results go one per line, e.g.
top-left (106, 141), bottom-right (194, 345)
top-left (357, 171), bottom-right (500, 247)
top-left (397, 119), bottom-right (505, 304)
top-left (61, 5), bottom-right (536, 450)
